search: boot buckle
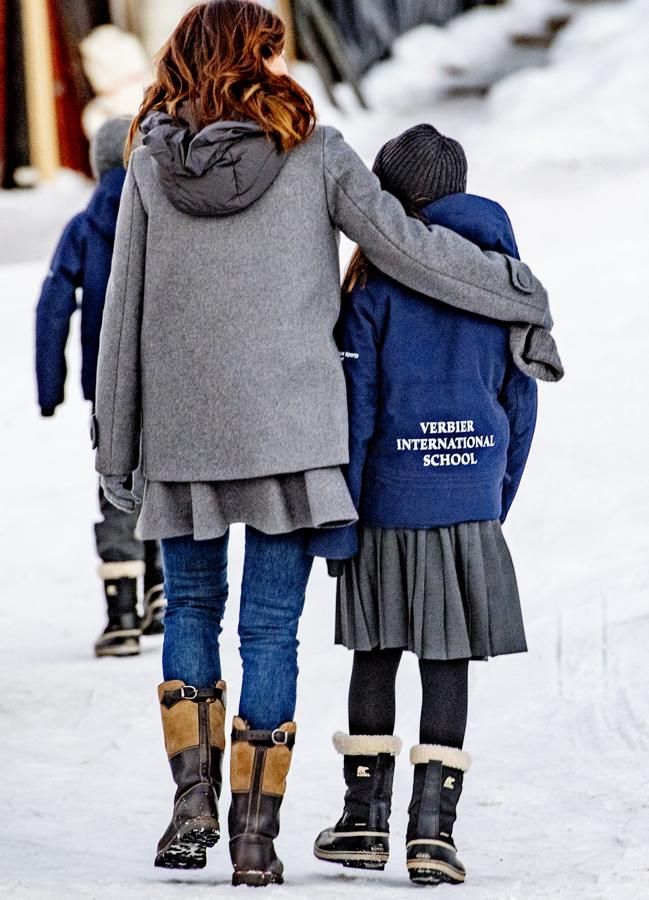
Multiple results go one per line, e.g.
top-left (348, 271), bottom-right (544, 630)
top-left (271, 729), bottom-right (289, 745)
top-left (180, 685), bottom-right (198, 700)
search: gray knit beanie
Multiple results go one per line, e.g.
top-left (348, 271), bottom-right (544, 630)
top-left (372, 124), bottom-right (468, 211)
top-left (90, 117), bottom-right (132, 179)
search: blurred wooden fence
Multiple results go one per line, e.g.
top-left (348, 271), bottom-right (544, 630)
top-left (1, 0), bottom-right (493, 186)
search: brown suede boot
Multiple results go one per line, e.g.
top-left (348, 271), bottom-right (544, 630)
top-left (228, 716), bottom-right (296, 887)
top-left (155, 680), bottom-right (226, 870)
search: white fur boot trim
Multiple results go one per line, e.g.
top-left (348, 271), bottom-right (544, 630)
top-left (332, 731), bottom-right (402, 757)
top-left (409, 744), bottom-right (472, 772)
top-left (98, 560), bottom-right (145, 580)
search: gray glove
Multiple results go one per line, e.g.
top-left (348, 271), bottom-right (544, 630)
top-left (100, 470), bottom-right (144, 514)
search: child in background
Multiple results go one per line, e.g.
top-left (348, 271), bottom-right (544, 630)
top-left (35, 117), bottom-right (165, 658)
top-left (310, 125), bottom-right (539, 886)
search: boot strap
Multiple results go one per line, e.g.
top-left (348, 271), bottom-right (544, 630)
top-left (232, 727), bottom-right (295, 749)
top-left (161, 685), bottom-right (224, 709)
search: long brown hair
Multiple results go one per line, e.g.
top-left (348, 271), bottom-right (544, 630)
top-left (342, 246), bottom-right (371, 295)
top-left (126, 0), bottom-right (315, 158)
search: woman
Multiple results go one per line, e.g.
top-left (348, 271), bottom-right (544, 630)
top-left (93, 0), bottom-right (556, 887)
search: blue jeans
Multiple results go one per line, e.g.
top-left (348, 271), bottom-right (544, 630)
top-left (160, 527), bottom-right (313, 730)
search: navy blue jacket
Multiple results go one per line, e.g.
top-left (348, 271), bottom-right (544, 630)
top-left (35, 167), bottom-right (126, 414)
top-left (309, 193), bottom-right (538, 560)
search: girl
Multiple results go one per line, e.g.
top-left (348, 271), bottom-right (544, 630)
top-left (94, 1), bottom-right (555, 887)
top-left (311, 125), bottom-right (542, 886)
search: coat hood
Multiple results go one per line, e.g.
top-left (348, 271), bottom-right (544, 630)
top-left (91, 116), bottom-right (131, 179)
top-left (86, 167), bottom-right (126, 240)
top-left (141, 112), bottom-right (286, 217)
top-left (421, 193), bottom-right (520, 259)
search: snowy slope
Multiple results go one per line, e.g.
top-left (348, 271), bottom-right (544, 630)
top-left (1, 2), bottom-right (649, 897)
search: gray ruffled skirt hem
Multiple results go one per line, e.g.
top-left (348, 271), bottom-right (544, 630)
top-left (138, 466), bottom-right (358, 541)
top-left (335, 521), bottom-right (527, 660)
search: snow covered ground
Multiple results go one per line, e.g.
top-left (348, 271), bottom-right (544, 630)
top-left (2, 1), bottom-right (649, 897)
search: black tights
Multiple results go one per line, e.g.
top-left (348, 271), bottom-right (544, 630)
top-left (348, 649), bottom-right (468, 749)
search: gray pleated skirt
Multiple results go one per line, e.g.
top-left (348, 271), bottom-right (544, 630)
top-left (336, 521), bottom-right (527, 660)
top-left (138, 466), bottom-right (358, 541)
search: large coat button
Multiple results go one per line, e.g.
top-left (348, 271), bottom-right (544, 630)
top-left (514, 263), bottom-right (534, 292)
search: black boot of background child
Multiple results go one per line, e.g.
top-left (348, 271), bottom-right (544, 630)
top-left (314, 732), bottom-right (402, 870)
top-left (94, 562), bottom-right (143, 657)
top-left (406, 744), bottom-right (471, 886)
top-left (141, 540), bottom-right (166, 636)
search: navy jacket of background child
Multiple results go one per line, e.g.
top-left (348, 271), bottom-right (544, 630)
top-left (35, 166), bottom-right (126, 414)
top-left (309, 193), bottom-right (538, 561)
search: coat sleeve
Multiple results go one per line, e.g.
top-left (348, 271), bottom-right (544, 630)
top-left (322, 126), bottom-right (552, 330)
top-left (308, 284), bottom-right (382, 561)
top-left (499, 360), bottom-right (538, 522)
top-left (94, 161), bottom-right (147, 475)
top-left (35, 215), bottom-right (85, 414)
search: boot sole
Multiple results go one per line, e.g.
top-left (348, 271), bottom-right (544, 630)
top-left (141, 596), bottom-right (166, 635)
top-left (408, 860), bottom-right (465, 885)
top-left (94, 638), bottom-right (141, 658)
top-left (314, 846), bottom-right (388, 870)
top-left (155, 820), bottom-right (220, 870)
top-left (232, 870), bottom-right (284, 887)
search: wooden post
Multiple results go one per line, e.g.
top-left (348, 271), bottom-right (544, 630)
top-left (277, 0), bottom-right (297, 61)
top-left (47, 0), bottom-right (91, 176)
top-left (21, 0), bottom-right (60, 180)
top-left (0, 0), bottom-right (7, 184)
top-left (107, 0), bottom-right (132, 31)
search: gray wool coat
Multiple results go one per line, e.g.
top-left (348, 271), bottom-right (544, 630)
top-left (95, 124), bottom-right (557, 482)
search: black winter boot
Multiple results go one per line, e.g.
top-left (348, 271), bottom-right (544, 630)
top-left (229, 716), bottom-right (296, 887)
top-left (94, 562), bottom-right (143, 657)
top-left (314, 732), bottom-right (402, 871)
top-left (141, 541), bottom-right (166, 636)
top-left (406, 744), bottom-right (471, 885)
top-left (155, 680), bottom-right (226, 869)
